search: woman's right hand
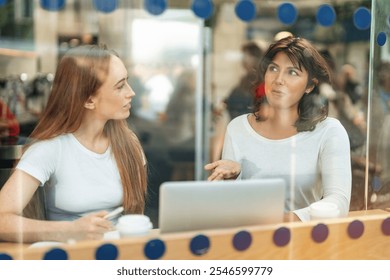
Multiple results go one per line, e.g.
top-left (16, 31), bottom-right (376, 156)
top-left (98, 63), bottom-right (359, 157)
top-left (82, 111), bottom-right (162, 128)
top-left (70, 211), bottom-right (113, 241)
top-left (204, 160), bottom-right (241, 181)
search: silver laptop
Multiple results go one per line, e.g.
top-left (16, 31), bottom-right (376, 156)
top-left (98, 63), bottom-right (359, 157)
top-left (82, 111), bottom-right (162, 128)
top-left (159, 178), bottom-right (285, 233)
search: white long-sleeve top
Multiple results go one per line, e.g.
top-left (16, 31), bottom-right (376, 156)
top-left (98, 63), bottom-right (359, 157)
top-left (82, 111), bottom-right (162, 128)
top-left (222, 115), bottom-right (352, 221)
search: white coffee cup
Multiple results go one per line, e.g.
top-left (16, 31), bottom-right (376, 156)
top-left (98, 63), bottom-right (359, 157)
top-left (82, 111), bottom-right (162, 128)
top-left (309, 201), bottom-right (340, 220)
top-left (116, 214), bottom-right (153, 237)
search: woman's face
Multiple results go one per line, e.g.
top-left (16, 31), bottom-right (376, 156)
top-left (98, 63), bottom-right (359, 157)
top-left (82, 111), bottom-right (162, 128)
top-left (91, 55), bottom-right (135, 121)
top-left (264, 51), bottom-right (311, 110)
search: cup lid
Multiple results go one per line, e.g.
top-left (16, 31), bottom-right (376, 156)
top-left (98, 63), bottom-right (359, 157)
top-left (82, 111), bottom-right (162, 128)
top-left (118, 214), bottom-right (152, 228)
top-left (309, 201), bottom-right (340, 218)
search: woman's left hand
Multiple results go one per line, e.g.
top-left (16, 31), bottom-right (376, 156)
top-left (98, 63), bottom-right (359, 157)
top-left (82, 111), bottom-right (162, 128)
top-left (204, 160), bottom-right (241, 181)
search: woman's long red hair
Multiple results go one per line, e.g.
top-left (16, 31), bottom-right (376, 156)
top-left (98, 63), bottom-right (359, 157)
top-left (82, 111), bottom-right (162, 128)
top-left (24, 45), bottom-right (147, 216)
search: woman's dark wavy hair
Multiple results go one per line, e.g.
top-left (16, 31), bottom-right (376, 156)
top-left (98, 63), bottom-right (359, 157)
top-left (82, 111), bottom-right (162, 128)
top-left (253, 36), bottom-right (331, 132)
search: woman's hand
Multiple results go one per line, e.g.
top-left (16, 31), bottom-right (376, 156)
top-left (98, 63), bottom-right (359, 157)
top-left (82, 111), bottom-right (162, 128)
top-left (204, 160), bottom-right (241, 181)
top-left (70, 211), bottom-right (113, 241)
top-left (283, 212), bottom-right (301, 222)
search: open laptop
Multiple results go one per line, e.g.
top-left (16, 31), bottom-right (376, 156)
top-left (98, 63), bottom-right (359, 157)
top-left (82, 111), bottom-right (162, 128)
top-left (159, 178), bottom-right (286, 233)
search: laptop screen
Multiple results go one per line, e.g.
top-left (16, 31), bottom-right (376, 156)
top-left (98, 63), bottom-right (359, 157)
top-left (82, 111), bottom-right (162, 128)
top-left (159, 178), bottom-right (286, 233)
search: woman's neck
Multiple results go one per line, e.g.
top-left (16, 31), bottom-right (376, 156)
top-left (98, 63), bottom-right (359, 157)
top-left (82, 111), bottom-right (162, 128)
top-left (251, 108), bottom-right (298, 139)
top-left (73, 120), bottom-right (109, 154)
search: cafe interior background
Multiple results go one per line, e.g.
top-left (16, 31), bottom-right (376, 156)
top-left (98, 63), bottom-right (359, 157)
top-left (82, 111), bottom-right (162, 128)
top-left (0, 0), bottom-right (389, 227)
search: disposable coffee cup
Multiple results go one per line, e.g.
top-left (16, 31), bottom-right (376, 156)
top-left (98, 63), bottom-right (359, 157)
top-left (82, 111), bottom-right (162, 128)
top-left (117, 214), bottom-right (152, 237)
top-left (309, 201), bottom-right (340, 220)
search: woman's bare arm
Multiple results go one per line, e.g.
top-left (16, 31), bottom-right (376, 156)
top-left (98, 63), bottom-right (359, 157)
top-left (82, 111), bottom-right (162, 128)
top-left (0, 170), bottom-right (112, 243)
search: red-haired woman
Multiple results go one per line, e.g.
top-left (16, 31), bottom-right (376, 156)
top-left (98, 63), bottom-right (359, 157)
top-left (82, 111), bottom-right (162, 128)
top-left (0, 45), bottom-right (147, 242)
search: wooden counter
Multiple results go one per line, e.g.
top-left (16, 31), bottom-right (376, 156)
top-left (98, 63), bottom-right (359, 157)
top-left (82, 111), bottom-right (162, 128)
top-left (1, 209), bottom-right (389, 260)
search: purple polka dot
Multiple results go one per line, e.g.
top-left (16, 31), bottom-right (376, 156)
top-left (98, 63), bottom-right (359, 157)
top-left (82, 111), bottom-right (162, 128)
top-left (348, 220), bottom-right (364, 239)
top-left (273, 227), bottom-right (290, 247)
top-left (232, 231), bottom-right (252, 251)
top-left (381, 217), bottom-right (390, 236)
top-left (311, 223), bottom-right (329, 243)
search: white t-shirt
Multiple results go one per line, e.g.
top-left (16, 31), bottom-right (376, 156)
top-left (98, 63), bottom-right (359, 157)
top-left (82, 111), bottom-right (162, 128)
top-left (222, 115), bottom-right (352, 221)
top-left (16, 134), bottom-right (123, 221)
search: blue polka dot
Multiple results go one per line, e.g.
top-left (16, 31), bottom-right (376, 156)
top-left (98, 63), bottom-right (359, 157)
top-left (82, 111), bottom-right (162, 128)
top-left (316, 4), bottom-right (336, 27)
top-left (190, 235), bottom-right (210, 256)
top-left (39, 0), bottom-right (66, 11)
top-left (144, 239), bottom-right (165, 260)
top-left (0, 0), bottom-right (7, 7)
top-left (311, 223), bottom-right (329, 243)
top-left (235, 0), bottom-right (256, 22)
top-left (277, 2), bottom-right (297, 26)
top-left (353, 7), bottom-right (371, 30)
top-left (144, 0), bottom-right (167, 16)
top-left (43, 248), bottom-right (68, 260)
top-left (273, 227), bottom-right (290, 247)
top-left (232, 231), bottom-right (252, 251)
top-left (191, 0), bottom-right (214, 20)
top-left (93, 0), bottom-right (117, 14)
top-left (95, 243), bottom-right (118, 260)
top-left (0, 253), bottom-right (12, 260)
top-left (347, 220), bottom-right (364, 239)
top-left (377, 32), bottom-right (387, 47)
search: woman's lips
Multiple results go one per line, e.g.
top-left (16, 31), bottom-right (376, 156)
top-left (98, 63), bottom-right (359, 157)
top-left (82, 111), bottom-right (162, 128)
top-left (271, 89), bottom-right (284, 96)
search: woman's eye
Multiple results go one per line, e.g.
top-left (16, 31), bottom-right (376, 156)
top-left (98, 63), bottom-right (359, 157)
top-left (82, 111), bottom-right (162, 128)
top-left (268, 65), bottom-right (277, 72)
top-left (117, 83), bottom-right (125, 90)
top-left (289, 70), bottom-right (298, 76)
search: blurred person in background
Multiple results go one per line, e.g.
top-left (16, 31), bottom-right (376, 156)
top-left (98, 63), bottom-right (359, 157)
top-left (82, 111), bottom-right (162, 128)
top-left (320, 53), bottom-right (366, 152)
top-left (224, 41), bottom-right (263, 121)
top-left (210, 42), bottom-right (263, 162)
top-left (163, 69), bottom-right (196, 145)
top-left (371, 61), bottom-right (390, 207)
top-left (0, 99), bottom-right (20, 137)
top-left (336, 63), bottom-right (366, 139)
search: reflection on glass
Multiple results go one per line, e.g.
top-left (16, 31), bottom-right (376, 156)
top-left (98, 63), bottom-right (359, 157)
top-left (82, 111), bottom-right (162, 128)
top-left (124, 10), bottom-right (203, 227)
top-left (368, 0), bottom-right (390, 210)
top-left (0, 0), bottom-right (387, 233)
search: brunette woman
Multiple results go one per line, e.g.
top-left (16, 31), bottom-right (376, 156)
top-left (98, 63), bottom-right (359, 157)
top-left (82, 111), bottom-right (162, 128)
top-left (205, 36), bottom-right (351, 221)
